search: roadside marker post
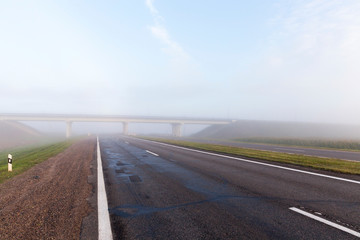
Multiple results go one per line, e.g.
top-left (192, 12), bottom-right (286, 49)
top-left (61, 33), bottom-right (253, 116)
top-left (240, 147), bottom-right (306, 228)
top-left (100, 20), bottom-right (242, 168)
top-left (8, 154), bottom-right (12, 172)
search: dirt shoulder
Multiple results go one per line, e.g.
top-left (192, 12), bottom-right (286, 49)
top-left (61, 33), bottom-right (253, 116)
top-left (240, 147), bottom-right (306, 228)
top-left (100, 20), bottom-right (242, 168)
top-left (0, 137), bottom-right (97, 240)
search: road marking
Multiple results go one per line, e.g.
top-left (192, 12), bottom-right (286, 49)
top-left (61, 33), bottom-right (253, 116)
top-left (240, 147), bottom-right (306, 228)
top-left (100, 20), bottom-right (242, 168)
top-left (97, 137), bottom-right (113, 240)
top-left (289, 207), bottom-right (360, 238)
top-left (125, 141), bottom-right (129, 144)
top-left (146, 150), bottom-right (159, 156)
top-left (134, 138), bottom-right (360, 185)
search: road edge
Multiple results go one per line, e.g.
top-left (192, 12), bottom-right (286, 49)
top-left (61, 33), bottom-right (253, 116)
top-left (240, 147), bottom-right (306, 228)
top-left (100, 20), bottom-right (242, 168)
top-left (97, 137), bottom-right (113, 239)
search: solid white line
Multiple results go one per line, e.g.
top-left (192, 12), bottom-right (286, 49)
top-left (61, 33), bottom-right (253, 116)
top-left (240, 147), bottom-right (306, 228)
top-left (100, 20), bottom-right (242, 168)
top-left (289, 207), bottom-right (360, 238)
top-left (146, 150), bottom-right (159, 156)
top-left (97, 137), bottom-right (113, 240)
top-left (134, 138), bottom-right (360, 185)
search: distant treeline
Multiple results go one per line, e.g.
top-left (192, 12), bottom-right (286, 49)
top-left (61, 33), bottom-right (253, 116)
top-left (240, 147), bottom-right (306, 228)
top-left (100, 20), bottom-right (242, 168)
top-left (233, 138), bottom-right (360, 151)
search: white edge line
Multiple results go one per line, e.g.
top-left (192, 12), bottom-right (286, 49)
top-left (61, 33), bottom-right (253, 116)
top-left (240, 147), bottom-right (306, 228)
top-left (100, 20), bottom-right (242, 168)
top-left (97, 137), bottom-right (113, 240)
top-left (146, 150), bottom-right (159, 156)
top-left (289, 207), bottom-right (360, 238)
top-left (133, 138), bottom-right (360, 185)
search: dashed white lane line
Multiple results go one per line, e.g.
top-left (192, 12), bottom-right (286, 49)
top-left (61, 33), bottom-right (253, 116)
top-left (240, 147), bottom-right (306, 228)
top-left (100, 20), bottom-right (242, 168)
top-left (289, 207), bottom-right (360, 238)
top-left (146, 150), bottom-right (159, 156)
top-left (97, 137), bottom-right (113, 240)
top-left (134, 138), bottom-right (360, 185)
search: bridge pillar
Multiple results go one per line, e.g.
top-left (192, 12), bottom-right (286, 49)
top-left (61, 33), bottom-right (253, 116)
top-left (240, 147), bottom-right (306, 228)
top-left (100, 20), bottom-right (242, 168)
top-left (122, 122), bottom-right (129, 135)
top-left (171, 123), bottom-right (183, 137)
top-left (66, 121), bottom-right (72, 138)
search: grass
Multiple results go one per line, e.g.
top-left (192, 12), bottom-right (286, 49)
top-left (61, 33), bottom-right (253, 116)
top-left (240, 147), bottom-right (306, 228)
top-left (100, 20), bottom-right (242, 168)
top-left (142, 137), bottom-right (360, 175)
top-left (232, 137), bottom-right (360, 151)
top-left (0, 140), bottom-right (74, 184)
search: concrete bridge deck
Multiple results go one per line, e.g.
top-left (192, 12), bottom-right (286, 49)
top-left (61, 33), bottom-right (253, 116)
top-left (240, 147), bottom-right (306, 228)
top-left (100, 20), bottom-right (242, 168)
top-left (0, 113), bottom-right (235, 138)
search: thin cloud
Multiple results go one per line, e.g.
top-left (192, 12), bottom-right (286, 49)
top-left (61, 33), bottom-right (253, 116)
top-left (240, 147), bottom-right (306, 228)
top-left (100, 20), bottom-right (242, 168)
top-left (149, 25), bottom-right (188, 59)
top-left (231, 0), bottom-right (360, 124)
top-left (145, 0), bottom-right (189, 61)
top-left (145, 0), bottom-right (158, 17)
top-left (271, 0), bottom-right (360, 56)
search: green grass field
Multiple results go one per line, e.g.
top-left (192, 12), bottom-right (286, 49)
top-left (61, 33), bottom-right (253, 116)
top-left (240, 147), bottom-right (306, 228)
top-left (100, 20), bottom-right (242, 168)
top-left (142, 137), bottom-right (360, 175)
top-left (232, 137), bottom-right (360, 151)
top-left (0, 140), bottom-right (73, 184)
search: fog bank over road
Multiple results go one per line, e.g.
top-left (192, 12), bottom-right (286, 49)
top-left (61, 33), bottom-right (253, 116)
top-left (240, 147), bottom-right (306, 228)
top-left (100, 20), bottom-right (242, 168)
top-left (194, 120), bottom-right (360, 140)
top-left (2, 1), bottom-right (360, 125)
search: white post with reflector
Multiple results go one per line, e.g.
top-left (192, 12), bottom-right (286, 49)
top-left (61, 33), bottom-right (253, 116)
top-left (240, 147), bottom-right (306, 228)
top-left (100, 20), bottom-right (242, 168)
top-left (8, 154), bottom-right (12, 172)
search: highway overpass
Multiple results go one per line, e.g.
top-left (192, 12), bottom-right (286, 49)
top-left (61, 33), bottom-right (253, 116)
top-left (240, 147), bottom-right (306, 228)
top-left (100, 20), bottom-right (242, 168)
top-left (0, 113), bottom-right (235, 138)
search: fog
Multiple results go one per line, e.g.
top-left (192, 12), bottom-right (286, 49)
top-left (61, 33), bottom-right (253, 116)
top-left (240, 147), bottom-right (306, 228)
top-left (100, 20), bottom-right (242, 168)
top-left (1, 1), bottom-right (360, 132)
top-left (194, 120), bottom-right (360, 140)
top-left (22, 121), bottom-right (207, 137)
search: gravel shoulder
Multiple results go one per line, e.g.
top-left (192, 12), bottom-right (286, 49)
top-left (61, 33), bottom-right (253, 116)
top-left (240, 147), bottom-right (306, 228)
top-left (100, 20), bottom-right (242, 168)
top-left (0, 137), bottom-right (97, 240)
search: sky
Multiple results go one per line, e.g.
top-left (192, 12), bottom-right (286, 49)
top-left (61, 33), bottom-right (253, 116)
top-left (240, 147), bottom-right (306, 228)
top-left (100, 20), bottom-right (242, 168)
top-left (1, 0), bottom-right (360, 125)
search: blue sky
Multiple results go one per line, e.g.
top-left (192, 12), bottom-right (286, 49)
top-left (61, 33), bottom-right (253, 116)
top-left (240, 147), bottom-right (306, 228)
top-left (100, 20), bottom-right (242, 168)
top-left (1, 0), bottom-right (360, 124)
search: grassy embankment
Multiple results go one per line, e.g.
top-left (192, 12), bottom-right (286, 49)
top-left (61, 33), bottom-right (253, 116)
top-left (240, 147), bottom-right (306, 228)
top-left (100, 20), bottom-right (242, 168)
top-left (233, 138), bottom-right (360, 151)
top-left (0, 140), bottom-right (73, 184)
top-left (142, 137), bottom-right (360, 175)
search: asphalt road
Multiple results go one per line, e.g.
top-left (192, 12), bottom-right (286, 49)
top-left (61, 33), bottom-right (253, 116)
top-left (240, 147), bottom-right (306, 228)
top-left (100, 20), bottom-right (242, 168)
top-left (178, 138), bottom-right (360, 161)
top-left (100, 136), bottom-right (360, 239)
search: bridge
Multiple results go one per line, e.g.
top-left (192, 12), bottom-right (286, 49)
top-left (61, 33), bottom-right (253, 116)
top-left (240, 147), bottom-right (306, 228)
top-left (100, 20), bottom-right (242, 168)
top-left (0, 113), bottom-right (235, 138)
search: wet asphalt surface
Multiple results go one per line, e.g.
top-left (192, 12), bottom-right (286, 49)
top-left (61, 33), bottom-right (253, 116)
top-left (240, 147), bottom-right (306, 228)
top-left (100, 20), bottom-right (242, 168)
top-left (100, 136), bottom-right (360, 240)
